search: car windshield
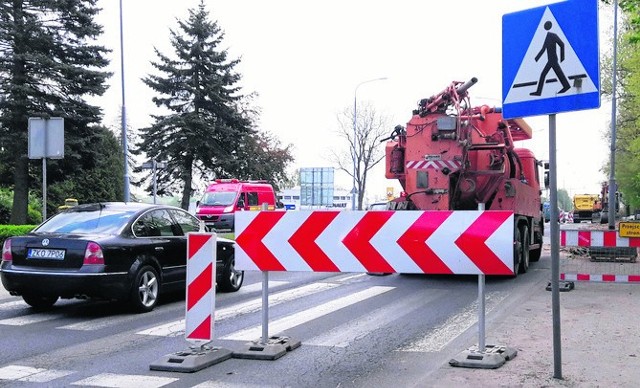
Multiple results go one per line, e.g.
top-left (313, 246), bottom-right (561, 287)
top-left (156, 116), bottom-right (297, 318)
top-left (201, 191), bottom-right (236, 206)
top-left (35, 206), bottom-right (137, 235)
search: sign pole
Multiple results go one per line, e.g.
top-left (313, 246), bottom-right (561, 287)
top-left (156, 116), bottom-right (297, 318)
top-left (262, 271), bottom-right (269, 344)
top-left (548, 114), bottom-right (562, 379)
top-left (42, 119), bottom-right (48, 221)
top-left (478, 203), bottom-right (486, 353)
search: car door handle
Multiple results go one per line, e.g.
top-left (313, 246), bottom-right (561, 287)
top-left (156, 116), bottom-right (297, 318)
top-left (155, 247), bottom-right (164, 252)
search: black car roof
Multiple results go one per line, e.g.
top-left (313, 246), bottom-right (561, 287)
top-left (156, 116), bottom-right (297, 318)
top-left (64, 202), bottom-right (169, 213)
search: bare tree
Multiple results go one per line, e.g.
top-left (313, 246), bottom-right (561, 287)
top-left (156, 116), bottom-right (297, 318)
top-left (331, 102), bottom-right (390, 210)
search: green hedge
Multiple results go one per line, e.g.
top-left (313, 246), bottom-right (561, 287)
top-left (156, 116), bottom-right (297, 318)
top-left (0, 225), bottom-right (37, 246)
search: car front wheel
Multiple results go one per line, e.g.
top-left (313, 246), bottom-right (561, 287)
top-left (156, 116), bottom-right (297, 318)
top-left (219, 254), bottom-right (244, 292)
top-left (129, 265), bottom-right (160, 313)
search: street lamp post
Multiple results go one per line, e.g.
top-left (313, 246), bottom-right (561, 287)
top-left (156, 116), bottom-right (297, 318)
top-left (352, 77), bottom-right (387, 211)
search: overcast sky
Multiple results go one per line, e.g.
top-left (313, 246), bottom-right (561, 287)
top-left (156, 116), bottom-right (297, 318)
top-left (94, 0), bottom-right (615, 202)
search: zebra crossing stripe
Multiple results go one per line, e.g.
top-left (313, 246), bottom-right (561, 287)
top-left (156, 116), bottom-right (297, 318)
top-left (221, 285), bottom-right (395, 341)
top-left (137, 282), bottom-right (339, 337)
top-left (0, 313), bottom-right (60, 326)
top-left (0, 365), bottom-right (74, 383)
top-left (305, 289), bottom-right (440, 347)
top-left (71, 373), bottom-right (177, 387)
top-left (0, 300), bottom-right (28, 311)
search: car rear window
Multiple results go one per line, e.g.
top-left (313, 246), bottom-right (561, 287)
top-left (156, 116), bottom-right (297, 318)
top-left (35, 208), bottom-right (137, 235)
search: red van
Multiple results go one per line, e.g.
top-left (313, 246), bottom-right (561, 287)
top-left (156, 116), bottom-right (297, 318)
top-left (195, 179), bottom-right (277, 231)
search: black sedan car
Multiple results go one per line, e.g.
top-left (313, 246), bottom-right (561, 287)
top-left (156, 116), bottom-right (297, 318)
top-left (0, 202), bottom-right (243, 312)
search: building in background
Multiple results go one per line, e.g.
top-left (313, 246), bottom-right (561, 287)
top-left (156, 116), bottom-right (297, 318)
top-left (277, 187), bottom-right (352, 210)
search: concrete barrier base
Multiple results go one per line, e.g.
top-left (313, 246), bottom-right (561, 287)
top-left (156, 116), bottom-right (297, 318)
top-left (150, 346), bottom-right (232, 372)
top-left (449, 344), bottom-right (517, 369)
top-left (233, 335), bottom-right (301, 360)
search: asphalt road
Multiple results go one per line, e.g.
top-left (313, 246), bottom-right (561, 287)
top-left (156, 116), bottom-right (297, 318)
top-left (0, 259), bottom-right (550, 387)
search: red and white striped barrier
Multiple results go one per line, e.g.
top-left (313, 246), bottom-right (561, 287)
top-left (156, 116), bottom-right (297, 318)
top-left (560, 230), bottom-right (640, 248)
top-left (235, 210), bottom-right (515, 276)
top-left (185, 232), bottom-right (216, 343)
top-left (561, 273), bottom-right (640, 283)
top-left (560, 229), bottom-right (640, 284)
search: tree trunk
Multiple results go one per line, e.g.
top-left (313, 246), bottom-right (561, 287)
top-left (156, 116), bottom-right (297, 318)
top-left (180, 157), bottom-right (194, 211)
top-left (10, 156), bottom-right (29, 224)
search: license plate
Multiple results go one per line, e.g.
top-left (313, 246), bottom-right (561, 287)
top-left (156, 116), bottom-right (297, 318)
top-left (27, 248), bottom-right (65, 260)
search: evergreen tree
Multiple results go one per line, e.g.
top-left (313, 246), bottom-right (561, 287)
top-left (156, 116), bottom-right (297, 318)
top-left (138, 1), bottom-right (293, 210)
top-left (0, 0), bottom-right (113, 223)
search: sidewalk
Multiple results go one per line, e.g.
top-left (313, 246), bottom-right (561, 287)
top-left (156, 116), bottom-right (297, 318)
top-left (426, 253), bottom-right (640, 387)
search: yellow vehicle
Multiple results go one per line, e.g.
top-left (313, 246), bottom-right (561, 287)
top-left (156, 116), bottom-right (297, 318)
top-left (572, 194), bottom-right (601, 223)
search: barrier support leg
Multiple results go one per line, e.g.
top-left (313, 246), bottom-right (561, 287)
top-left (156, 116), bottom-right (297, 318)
top-left (232, 271), bottom-right (301, 360)
top-left (449, 204), bottom-right (517, 369)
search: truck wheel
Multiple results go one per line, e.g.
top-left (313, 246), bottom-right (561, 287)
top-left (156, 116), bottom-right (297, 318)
top-left (519, 225), bottom-right (530, 274)
top-left (530, 231), bottom-right (542, 262)
top-left (513, 227), bottom-right (522, 277)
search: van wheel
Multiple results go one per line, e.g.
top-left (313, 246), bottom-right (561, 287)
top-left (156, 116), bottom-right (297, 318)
top-left (219, 254), bottom-right (244, 292)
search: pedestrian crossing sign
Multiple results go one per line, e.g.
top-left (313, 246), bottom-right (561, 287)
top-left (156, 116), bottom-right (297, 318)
top-left (502, 0), bottom-right (600, 119)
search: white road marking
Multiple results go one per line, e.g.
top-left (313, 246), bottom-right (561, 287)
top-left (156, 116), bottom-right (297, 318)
top-left (137, 282), bottom-right (339, 337)
top-left (221, 285), bottom-right (395, 341)
top-left (58, 281), bottom-right (290, 331)
top-left (0, 313), bottom-right (60, 326)
top-left (0, 299), bottom-right (28, 310)
top-left (397, 292), bottom-right (507, 352)
top-left (0, 365), bottom-right (74, 383)
top-left (235, 280), bottom-right (288, 294)
top-left (71, 373), bottom-right (178, 387)
top-left (305, 290), bottom-right (440, 347)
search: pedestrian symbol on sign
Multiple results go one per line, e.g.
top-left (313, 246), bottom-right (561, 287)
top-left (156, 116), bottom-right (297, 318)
top-left (529, 21), bottom-right (571, 96)
top-left (503, 7), bottom-right (598, 105)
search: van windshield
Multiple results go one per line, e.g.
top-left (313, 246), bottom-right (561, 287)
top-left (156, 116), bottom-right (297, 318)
top-left (200, 191), bottom-right (237, 206)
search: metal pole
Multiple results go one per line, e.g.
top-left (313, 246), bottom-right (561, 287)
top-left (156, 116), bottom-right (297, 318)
top-left (262, 271), bottom-right (269, 344)
top-left (477, 203), bottom-right (485, 353)
top-left (42, 158), bottom-right (47, 221)
top-left (42, 120), bottom-right (48, 220)
top-left (549, 113), bottom-right (562, 379)
top-left (119, 0), bottom-right (130, 202)
top-left (352, 77), bottom-right (387, 211)
top-left (261, 201), bottom-right (270, 344)
top-left (152, 160), bottom-right (157, 204)
top-left (608, 0), bottom-right (619, 230)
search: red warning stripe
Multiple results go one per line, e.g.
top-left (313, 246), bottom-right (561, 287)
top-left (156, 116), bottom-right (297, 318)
top-left (187, 263), bottom-right (212, 310)
top-left (187, 315), bottom-right (211, 340)
top-left (455, 211), bottom-right (513, 275)
top-left (188, 234), bottom-right (212, 259)
top-left (235, 212), bottom-right (286, 271)
top-left (343, 211), bottom-right (395, 273)
top-left (397, 211), bottom-right (454, 274)
top-left (289, 211), bottom-right (340, 272)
